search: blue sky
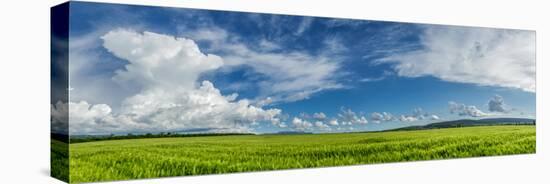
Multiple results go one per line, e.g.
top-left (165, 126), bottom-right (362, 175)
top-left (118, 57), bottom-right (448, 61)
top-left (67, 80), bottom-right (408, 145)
top-left (60, 2), bottom-right (536, 135)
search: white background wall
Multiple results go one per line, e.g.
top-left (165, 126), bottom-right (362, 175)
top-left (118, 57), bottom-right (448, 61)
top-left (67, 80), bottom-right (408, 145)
top-left (0, 0), bottom-right (547, 183)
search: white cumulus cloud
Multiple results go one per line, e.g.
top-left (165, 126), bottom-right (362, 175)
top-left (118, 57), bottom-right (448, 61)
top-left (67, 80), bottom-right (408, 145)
top-left (328, 119), bottom-right (339, 126)
top-left (338, 108), bottom-right (368, 125)
top-left (291, 117), bottom-right (313, 130)
top-left (65, 29), bottom-right (283, 134)
top-left (51, 101), bottom-right (69, 134)
top-left (396, 107), bottom-right (440, 122)
top-left (314, 121), bottom-right (330, 129)
top-left (101, 30), bottom-right (224, 90)
top-left (448, 101), bottom-right (487, 117)
top-left (313, 112), bottom-right (327, 120)
top-left (488, 95), bottom-right (508, 113)
top-left (399, 115), bottom-right (418, 122)
top-left (371, 112), bottom-right (394, 123)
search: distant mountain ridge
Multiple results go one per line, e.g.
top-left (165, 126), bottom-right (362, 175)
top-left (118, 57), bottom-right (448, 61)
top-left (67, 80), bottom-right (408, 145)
top-left (387, 117), bottom-right (535, 131)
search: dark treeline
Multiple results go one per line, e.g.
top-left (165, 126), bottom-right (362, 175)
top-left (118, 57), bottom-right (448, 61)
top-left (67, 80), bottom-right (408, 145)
top-left (69, 132), bottom-right (255, 144)
top-left (51, 133), bottom-right (69, 143)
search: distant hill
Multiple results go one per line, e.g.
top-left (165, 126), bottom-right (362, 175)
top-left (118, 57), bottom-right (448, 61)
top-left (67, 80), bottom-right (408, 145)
top-left (267, 131), bottom-right (313, 135)
top-left (386, 118), bottom-right (535, 131)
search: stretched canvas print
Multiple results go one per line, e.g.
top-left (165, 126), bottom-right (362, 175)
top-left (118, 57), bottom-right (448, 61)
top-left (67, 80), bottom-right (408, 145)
top-left (51, 1), bottom-right (536, 183)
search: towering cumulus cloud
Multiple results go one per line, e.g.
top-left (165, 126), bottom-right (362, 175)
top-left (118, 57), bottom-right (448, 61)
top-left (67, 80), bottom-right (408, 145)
top-left (65, 30), bottom-right (282, 134)
top-left (378, 27), bottom-right (535, 92)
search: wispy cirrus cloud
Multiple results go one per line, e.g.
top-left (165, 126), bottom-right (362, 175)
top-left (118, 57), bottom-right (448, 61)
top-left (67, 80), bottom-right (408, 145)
top-left (377, 26), bottom-right (536, 92)
top-left (182, 26), bottom-right (346, 104)
top-left (295, 17), bottom-right (314, 36)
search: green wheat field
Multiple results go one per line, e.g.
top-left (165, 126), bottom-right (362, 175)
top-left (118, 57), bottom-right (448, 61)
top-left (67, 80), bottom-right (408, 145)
top-left (58, 125), bottom-right (535, 183)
